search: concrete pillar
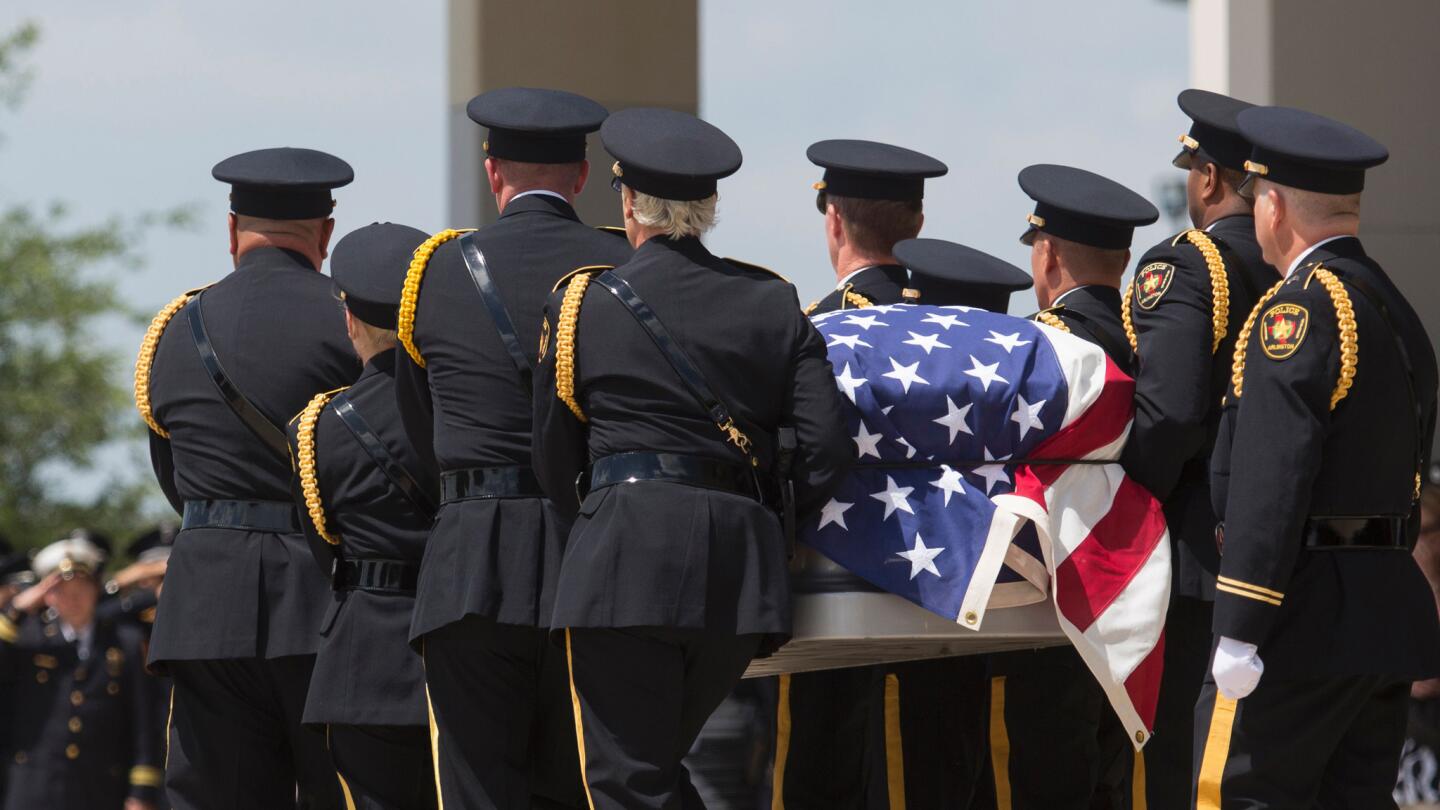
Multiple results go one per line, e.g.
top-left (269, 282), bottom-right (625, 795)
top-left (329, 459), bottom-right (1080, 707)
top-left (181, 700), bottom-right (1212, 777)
top-left (1192, 0), bottom-right (1440, 452)
top-left (446, 0), bottom-right (699, 227)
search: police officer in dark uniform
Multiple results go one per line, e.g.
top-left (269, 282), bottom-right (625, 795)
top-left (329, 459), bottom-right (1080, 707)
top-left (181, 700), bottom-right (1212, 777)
top-left (778, 144), bottom-right (958, 810)
top-left (0, 534), bottom-right (164, 810)
top-left (1118, 90), bottom-right (1279, 807)
top-left (287, 222), bottom-right (438, 810)
top-left (534, 107), bottom-right (850, 810)
top-left (1020, 163), bottom-right (1157, 370)
top-left (136, 147), bottom-right (358, 809)
top-left (1195, 106), bottom-right (1440, 808)
top-left (393, 88), bottom-right (631, 809)
top-left (802, 140), bottom-right (946, 315)
top-left (981, 165), bottom-right (1156, 810)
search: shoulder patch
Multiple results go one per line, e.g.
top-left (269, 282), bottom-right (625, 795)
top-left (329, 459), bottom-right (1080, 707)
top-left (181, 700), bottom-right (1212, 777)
top-left (1259, 303), bottom-right (1309, 360)
top-left (553, 264), bottom-right (613, 293)
top-left (1134, 262), bottom-right (1175, 310)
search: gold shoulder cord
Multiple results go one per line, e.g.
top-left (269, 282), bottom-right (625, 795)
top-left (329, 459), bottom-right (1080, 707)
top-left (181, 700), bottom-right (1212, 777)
top-left (295, 388), bottom-right (348, 546)
top-left (1309, 267), bottom-right (1358, 410)
top-left (842, 285), bottom-right (873, 310)
top-left (1175, 229), bottom-right (1231, 353)
top-left (134, 286), bottom-right (211, 437)
top-left (1229, 280), bottom-right (1286, 398)
top-left (803, 300), bottom-right (821, 316)
top-left (555, 266), bottom-right (611, 422)
top-left (1121, 280), bottom-right (1138, 351)
top-left (1035, 309), bottom-right (1070, 333)
top-left (396, 228), bottom-right (476, 368)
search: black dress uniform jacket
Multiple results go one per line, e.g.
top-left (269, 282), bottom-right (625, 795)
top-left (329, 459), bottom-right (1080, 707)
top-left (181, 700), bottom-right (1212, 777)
top-left (1122, 216), bottom-right (1276, 597)
top-left (289, 350), bottom-right (431, 727)
top-left (146, 246), bottom-right (361, 663)
top-left (396, 194), bottom-right (633, 638)
top-left (1210, 236), bottom-right (1440, 679)
top-left (805, 264), bottom-right (908, 315)
top-left (533, 235), bottom-right (850, 649)
top-left (0, 613), bottom-right (163, 809)
top-left (1034, 285), bottom-right (1133, 369)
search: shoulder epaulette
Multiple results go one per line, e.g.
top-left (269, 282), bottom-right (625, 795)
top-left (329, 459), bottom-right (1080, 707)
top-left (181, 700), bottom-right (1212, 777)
top-left (134, 284), bottom-right (214, 437)
top-left (552, 264), bottom-right (600, 294)
top-left (294, 387), bottom-right (349, 546)
top-left (722, 257), bottom-right (793, 285)
top-left (595, 225), bottom-right (627, 238)
top-left (803, 299), bottom-right (822, 316)
top-left (1033, 307), bottom-right (1071, 333)
top-left (555, 266), bottom-right (612, 422)
top-left (396, 228), bottom-right (476, 369)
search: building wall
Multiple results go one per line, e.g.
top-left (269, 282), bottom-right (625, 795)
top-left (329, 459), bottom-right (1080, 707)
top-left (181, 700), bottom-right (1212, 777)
top-left (446, 0), bottom-right (698, 227)
top-left (1192, 0), bottom-right (1440, 452)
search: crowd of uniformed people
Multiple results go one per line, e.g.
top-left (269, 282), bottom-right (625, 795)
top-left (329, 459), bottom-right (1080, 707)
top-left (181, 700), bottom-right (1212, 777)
top-left (2, 83), bottom-right (1436, 810)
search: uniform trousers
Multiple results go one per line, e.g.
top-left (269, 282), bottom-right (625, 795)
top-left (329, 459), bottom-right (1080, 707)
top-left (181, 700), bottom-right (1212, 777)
top-left (1192, 672), bottom-right (1409, 809)
top-left (1143, 596), bottom-right (1213, 809)
top-left (564, 627), bottom-right (762, 810)
top-left (165, 655), bottom-right (341, 810)
top-left (422, 615), bottom-right (585, 810)
top-left (327, 725), bottom-right (436, 810)
top-left (987, 646), bottom-right (1134, 810)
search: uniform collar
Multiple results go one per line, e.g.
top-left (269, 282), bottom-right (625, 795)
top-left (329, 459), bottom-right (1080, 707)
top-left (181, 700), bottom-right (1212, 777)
top-left (1053, 284), bottom-right (1100, 307)
top-left (235, 246), bottom-right (317, 273)
top-left (1286, 234), bottom-right (1354, 278)
top-left (836, 263), bottom-right (905, 290)
top-left (360, 347), bottom-right (398, 381)
top-left (1204, 213), bottom-right (1253, 235)
top-left (499, 191), bottom-right (579, 222)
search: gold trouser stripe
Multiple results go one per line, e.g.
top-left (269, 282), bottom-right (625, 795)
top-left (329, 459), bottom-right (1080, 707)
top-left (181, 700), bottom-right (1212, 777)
top-left (883, 673), bottom-right (907, 810)
top-left (1215, 576), bottom-right (1284, 600)
top-left (424, 671), bottom-right (446, 810)
top-left (989, 677), bottom-right (1012, 810)
top-left (1132, 748), bottom-right (1147, 810)
top-left (565, 629), bottom-right (598, 810)
top-left (1214, 583), bottom-right (1283, 607)
top-left (1196, 694), bottom-right (1239, 810)
top-left (771, 674), bottom-right (792, 810)
top-left (164, 686), bottom-right (174, 770)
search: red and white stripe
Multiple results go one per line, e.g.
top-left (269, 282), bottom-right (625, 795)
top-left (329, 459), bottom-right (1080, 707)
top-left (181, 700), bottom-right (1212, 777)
top-left (961, 325), bottom-right (1171, 748)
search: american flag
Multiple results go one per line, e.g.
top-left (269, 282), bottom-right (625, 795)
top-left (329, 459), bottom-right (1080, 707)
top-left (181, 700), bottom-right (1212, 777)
top-left (805, 303), bottom-right (1170, 745)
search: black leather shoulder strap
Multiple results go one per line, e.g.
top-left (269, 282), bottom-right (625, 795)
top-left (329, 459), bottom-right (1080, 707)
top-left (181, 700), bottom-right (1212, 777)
top-left (184, 292), bottom-right (289, 460)
top-left (330, 392), bottom-right (437, 517)
top-left (459, 232), bottom-right (532, 393)
top-left (593, 269), bottom-right (753, 459)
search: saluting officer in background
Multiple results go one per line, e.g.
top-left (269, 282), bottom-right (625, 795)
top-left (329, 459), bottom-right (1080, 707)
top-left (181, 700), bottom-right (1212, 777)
top-left (533, 107), bottom-right (850, 809)
top-left (393, 88), bottom-right (631, 809)
top-left (780, 141), bottom-right (968, 810)
top-left (0, 534), bottom-right (163, 810)
top-left (287, 222), bottom-right (438, 810)
top-left (136, 148), bottom-right (359, 809)
top-left (1195, 106), bottom-right (1440, 808)
top-left (988, 165), bottom-right (1157, 810)
top-left (802, 140), bottom-right (946, 316)
top-left (1118, 89), bottom-right (1278, 808)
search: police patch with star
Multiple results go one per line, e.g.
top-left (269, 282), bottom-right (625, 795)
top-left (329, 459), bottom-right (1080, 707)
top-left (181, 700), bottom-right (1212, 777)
top-left (1260, 303), bottom-right (1309, 360)
top-left (1134, 262), bottom-right (1175, 310)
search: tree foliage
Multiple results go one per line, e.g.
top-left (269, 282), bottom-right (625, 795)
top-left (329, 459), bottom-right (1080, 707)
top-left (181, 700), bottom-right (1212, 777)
top-left (0, 23), bottom-right (186, 552)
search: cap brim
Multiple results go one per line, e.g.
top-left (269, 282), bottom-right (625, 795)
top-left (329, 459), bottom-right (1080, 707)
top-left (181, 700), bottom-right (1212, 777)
top-left (1172, 149), bottom-right (1194, 170)
top-left (1019, 226), bottom-right (1039, 246)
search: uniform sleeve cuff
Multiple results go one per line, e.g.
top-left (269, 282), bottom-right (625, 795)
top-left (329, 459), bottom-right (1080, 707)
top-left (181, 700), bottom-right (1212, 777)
top-left (1213, 579), bottom-right (1282, 647)
top-left (130, 764), bottom-right (165, 789)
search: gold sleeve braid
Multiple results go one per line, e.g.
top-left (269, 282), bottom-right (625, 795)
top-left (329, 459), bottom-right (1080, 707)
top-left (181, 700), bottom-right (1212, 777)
top-left (1175, 229), bottom-right (1231, 353)
top-left (396, 228), bottom-right (476, 368)
top-left (1121, 280), bottom-right (1138, 351)
top-left (1229, 280), bottom-right (1286, 398)
top-left (1035, 310), bottom-right (1070, 333)
top-left (134, 287), bottom-right (210, 437)
top-left (295, 388), bottom-right (348, 546)
top-left (556, 268), bottom-right (608, 422)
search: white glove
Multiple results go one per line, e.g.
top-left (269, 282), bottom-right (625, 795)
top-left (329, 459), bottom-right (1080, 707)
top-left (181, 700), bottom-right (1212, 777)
top-left (1212, 636), bottom-right (1264, 699)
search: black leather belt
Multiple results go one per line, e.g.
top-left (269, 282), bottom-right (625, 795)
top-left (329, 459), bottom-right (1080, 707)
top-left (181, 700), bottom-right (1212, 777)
top-left (588, 452), bottom-right (761, 501)
top-left (336, 558), bottom-right (418, 594)
top-left (1302, 516), bottom-right (1410, 550)
top-left (181, 500), bottom-right (300, 533)
top-left (440, 466), bottom-right (542, 503)
top-left (1216, 516), bottom-right (1411, 552)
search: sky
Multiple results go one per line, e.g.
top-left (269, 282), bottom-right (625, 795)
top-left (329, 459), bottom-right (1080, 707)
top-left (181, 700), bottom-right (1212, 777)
top-left (1, 0), bottom-right (1188, 502)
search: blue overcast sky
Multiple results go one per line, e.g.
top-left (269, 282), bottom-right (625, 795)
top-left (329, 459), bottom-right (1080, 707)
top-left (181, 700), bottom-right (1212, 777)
top-left (1, 0), bottom-right (1186, 499)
